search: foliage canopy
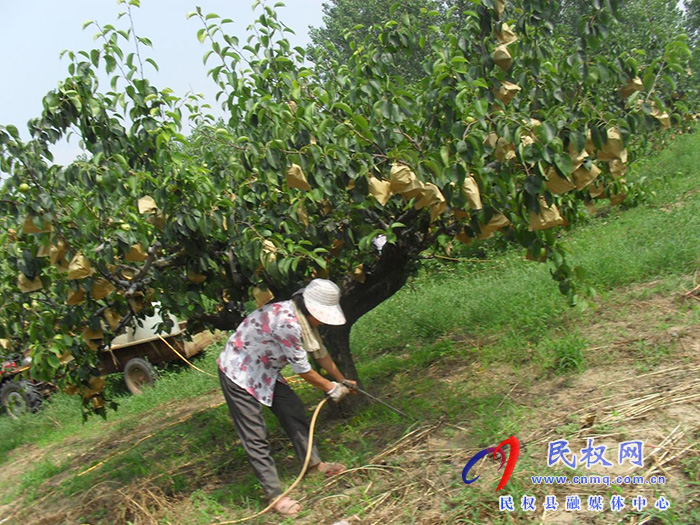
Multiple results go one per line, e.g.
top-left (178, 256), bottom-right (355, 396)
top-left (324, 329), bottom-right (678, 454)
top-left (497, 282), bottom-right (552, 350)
top-left (0, 0), bottom-right (693, 415)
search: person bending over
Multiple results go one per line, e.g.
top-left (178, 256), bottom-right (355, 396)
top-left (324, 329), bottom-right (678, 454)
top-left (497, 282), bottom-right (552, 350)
top-left (217, 279), bottom-right (356, 518)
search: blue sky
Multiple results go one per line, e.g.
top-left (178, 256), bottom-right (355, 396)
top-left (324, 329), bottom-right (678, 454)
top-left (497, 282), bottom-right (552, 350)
top-left (0, 0), bottom-right (325, 164)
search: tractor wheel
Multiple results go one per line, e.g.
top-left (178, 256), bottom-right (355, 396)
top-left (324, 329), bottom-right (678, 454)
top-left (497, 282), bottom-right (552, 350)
top-left (0, 380), bottom-right (43, 419)
top-left (124, 358), bottom-right (157, 395)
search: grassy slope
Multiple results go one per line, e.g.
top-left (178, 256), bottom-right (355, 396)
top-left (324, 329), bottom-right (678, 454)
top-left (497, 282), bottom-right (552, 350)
top-left (0, 131), bottom-right (699, 524)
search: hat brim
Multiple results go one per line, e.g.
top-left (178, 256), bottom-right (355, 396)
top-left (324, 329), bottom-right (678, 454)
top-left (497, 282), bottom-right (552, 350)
top-left (305, 302), bottom-right (346, 326)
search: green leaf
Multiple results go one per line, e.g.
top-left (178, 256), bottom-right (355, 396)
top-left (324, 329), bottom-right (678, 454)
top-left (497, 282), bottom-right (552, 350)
top-left (474, 98), bottom-right (489, 118)
top-left (265, 148), bottom-right (280, 169)
top-left (333, 123), bottom-right (349, 137)
top-left (145, 58), bottom-right (159, 71)
top-left (5, 125), bottom-right (19, 139)
top-left (642, 67), bottom-right (656, 92)
top-left (554, 154), bottom-right (573, 176)
top-left (440, 145), bottom-right (450, 167)
top-left (353, 114), bottom-right (369, 131)
top-left (537, 123), bottom-right (556, 144)
top-left (332, 102), bottom-right (353, 116)
top-left (380, 100), bottom-right (391, 119)
top-left (590, 125), bottom-right (605, 151)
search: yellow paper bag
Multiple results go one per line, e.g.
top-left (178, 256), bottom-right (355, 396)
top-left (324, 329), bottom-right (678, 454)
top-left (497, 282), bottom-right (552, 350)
top-left (37, 242), bottom-right (51, 258)
top-left (22, 216), bottom-right (52, 234)
top-left (495, 138), bottom-right (516, 162)
top-left (585, 129), bottom-right (596, 155)
top-left (261, 240), bottom-right (277, 267)
top-left (494, 82), bottom-right (521, 104)
top-left (253, 286), bottom-right (275, 308)
top-left (68, 253), bottom-right (94, 280)
top-left (18, 274), bottom-right (42, 293)
top-left (493, 45), bottom-right (513, 71)
top-left (589, 181), bottom-right (605, 198)
top-left (149, 211), bottom-right (165, 230)
top-left (529, 197), bottom-right (565, 231)
top-left (478, 213), bottom-right (511, 240)
top-left (368, 176), bottom-right (393, 206)
top-left (609, 159), bottom-right (627, 179)
top-left (620, 77), bottom-right (643, 98)
top-left (329, 239), bottom-right (345, 256)
top-left (66, 288), bottom-right (85, 305)
top-left (138, 196), bottom-right (158, 215)
top-left (124, 244), bottom-right (148, 262)
top-left (286, 164), bottom-right (312, 190)
top-left (128, 292), bottom-right (149, 314)
top-left (495, 0), bottom-right (506, 17)
top-left (49, 240), bottom-right (67, 265)
top-left (414, 183), bottom-right (447, 222)
top-left (414, 183), bottom-right (443, 210)
top-left (596, 128), bottom-right (626, 162)
top-left (91, 278), bottom-right (115, 300)
top-left (485, 132), bottom-right (499, 149)
top-left (497, 23), bottom-right (518, 45)
top-left (91, 396), bottom-right (106, 409)
top-left (568, 141), bottom-right (589, 169)
top-left (652, 109), bottom-right (671, 130)
top-left (610, 192), bottom-right (627, 206)
top-left (104, 309), bottom-right (122, 331)
top-left (429, 200), bottom-right (448, 222)
top-left (83, 327), bottom-right (104, 350)
top-left (462, 176), bottom-right (482, 210)
top-left (545, 167), bottom-right (576, 194)
top-left (351, 264), bottom-right (366, 283)
top-left (296, 202), bottom-right (310, 227)
top-left (187, 269), bottom-right (207, 284)
top-left (572, 163), bottom-right (601, 190)
top-left (389, 164), bottom-right (424, 199)
top-left (521, 135), bottom-right (535, 147)
top-left (89, 376), bottom-right (106, 392)
top-left (456, 230), bottom-right (473, 245)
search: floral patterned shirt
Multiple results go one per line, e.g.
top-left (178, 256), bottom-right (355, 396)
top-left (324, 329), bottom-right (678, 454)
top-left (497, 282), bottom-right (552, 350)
top-left (217, 300), bottom-right (312, 406)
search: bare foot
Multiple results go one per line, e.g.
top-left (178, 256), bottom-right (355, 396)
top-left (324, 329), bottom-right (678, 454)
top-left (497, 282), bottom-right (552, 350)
top-left (307, 461), bottom-right (346, 477)
top-left (272, 495), bottom-right (302, 517)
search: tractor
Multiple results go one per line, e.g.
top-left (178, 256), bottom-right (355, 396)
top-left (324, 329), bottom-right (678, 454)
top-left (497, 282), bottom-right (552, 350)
top-left (0, 351), bottom-right (53, 419)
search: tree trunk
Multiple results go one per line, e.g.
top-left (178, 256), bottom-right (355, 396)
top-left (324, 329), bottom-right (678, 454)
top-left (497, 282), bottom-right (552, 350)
top-left (321, 213), bottom-right (431, 382)
top-left (321, 322), bottom-right (358, 383)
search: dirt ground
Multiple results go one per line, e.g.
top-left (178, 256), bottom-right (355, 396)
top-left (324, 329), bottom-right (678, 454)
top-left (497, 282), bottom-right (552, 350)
top-left (0, 284), bottom-right (698, 524)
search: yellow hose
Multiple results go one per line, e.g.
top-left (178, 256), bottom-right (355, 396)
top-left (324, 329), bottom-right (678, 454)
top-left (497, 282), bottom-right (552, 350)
top-left (213, 396), bottom-right (330, 524)
top-left (157, 334), bottom-right (216, 377)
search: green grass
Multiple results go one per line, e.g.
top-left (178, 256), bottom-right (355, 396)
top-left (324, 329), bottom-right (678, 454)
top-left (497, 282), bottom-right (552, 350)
top-left (0, 456), bottom-right (71, 504)
top-left (535, 331), bottom-right (587, 374)
top-left (0, 347), bottom-right (222, 465)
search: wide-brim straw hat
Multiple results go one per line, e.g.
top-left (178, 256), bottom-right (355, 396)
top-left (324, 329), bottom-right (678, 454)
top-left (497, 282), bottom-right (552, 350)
top-left (303, 279), bottom-right (346, 325)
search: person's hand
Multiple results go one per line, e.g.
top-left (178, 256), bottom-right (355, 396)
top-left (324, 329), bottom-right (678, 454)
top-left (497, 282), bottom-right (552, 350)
top-left (326, 381), bottom-right (350, 402)
top-left (341, 379), bottom-right (358, 394)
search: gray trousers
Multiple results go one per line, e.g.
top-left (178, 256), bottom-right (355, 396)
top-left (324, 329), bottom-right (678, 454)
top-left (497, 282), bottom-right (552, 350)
top-left (218, 368), bottom-right (321, 499)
